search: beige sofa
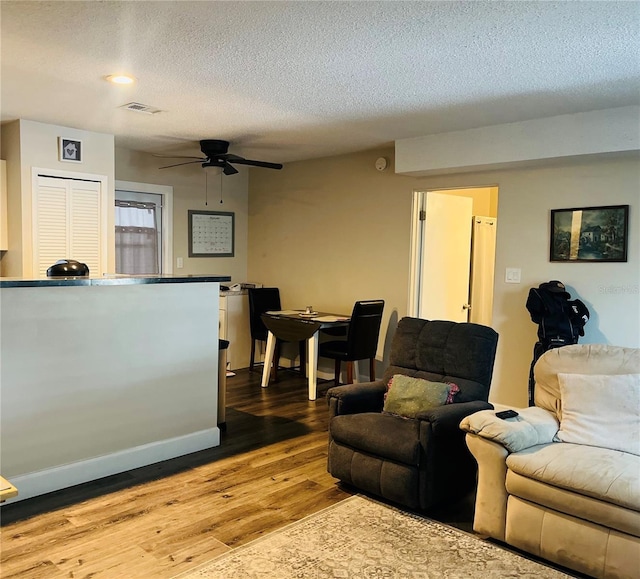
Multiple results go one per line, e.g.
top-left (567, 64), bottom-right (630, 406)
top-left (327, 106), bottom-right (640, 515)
top-left (461, 344), bottom-right (640, 579)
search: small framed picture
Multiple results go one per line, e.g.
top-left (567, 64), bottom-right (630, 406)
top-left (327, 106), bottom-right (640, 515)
top-left (58, 137), bottom-right (82, 163)
top-left (550, 204), bottom-right (629, 262)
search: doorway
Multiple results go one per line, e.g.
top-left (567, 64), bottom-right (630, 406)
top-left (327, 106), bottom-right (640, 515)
top-left (408, 187), bottom-right (498, 325)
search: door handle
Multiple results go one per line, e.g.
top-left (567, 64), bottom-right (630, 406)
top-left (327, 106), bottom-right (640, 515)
top-left (462, 304), bottom-right (471, 310)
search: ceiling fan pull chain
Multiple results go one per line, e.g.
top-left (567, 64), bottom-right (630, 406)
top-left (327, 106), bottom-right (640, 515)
top-left (205, 168), bottom-right (208, 206)
top-left (220, 168), bottom-right (224, 204)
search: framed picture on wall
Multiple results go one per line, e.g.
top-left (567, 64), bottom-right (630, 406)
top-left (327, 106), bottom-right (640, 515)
top-left (58, 137), bottom-right (83, 163)
top-left (188, 210), bottom-right (235, 257)
top-left (550, 204), bottom-right (629, 262)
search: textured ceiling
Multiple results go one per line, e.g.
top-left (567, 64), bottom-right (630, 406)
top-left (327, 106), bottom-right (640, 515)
top-left (1, 1), bottom-right (639, 163)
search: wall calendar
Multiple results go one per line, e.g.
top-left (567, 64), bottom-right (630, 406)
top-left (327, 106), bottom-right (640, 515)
top-left (188, 210), bottom-right (235, 257)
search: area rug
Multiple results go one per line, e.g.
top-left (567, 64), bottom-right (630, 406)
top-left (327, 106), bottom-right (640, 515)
top-left (172, 495), bottom-right (574, 578)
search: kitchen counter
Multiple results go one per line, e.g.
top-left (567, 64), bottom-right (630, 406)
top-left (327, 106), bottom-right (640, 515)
top-left (0, 274), bottom-right (230, 288)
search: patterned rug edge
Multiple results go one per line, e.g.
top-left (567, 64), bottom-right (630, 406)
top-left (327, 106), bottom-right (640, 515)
top-left (170, 495), bottom-right (363, 578)
top-left (171, 494), bottom-right (575, 579)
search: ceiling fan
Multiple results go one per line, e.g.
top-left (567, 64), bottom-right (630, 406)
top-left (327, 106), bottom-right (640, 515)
top-left (155, 139), bottom-right (283, 175)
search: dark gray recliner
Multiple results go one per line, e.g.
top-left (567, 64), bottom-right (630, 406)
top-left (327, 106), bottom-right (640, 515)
top-left (326, 317), bottom-right (499, 511)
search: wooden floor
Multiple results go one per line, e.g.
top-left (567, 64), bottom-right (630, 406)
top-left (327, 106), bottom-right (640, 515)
top-left (0, 369), bottom-right (473, 579)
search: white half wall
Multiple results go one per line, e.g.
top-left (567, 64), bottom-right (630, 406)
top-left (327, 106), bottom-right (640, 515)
top-left (0, 281), bottom-right (221, 501)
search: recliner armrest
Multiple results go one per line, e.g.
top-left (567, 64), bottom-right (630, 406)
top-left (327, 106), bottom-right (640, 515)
top-left (326, 380), bottom-right (387, 417)
top-left (416, 400), bottom-right (493, 434)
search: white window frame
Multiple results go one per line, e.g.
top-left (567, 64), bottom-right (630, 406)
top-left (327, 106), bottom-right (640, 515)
top-left (115, 180), bottom-right (173, 274)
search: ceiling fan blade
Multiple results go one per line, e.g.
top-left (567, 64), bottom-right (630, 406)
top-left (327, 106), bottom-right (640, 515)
top-left (153, 154), bottom-right (206, 160)
top-left (223, 162), bottom-right (239, 176)
top-left (223, 153), bottom-right (246, 162)
top-left (158, 159), bottom-right (206, 169)
top-left (227, 158), bottom-right (283, 170)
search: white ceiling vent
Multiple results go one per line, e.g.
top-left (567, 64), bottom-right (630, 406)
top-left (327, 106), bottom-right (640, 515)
top-left (120, 102), bottom-right (161, 115)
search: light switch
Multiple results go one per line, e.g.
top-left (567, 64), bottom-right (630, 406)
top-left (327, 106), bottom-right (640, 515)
top-left (505, 268), bottom-right (521, 283)
top-left (177, 257), bottom-right (184, 269)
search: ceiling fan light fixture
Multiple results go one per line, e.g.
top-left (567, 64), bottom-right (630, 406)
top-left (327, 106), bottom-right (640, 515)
top-left (105, 73), bottom-right (136, 85)
top-left (157, 139), bottom-right (283, 173)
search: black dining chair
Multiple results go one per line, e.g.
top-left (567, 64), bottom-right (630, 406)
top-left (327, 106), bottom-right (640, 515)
top-left (319, 299), bottom-right (384, 385)
top-left (248, 287), bottom-right (305, 375)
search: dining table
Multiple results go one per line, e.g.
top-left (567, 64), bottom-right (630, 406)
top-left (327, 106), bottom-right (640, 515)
top-left (260, 310), bottom-right (350, 400)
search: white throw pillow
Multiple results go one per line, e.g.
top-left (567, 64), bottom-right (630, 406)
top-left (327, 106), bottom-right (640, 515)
top-left (556, 373), bottom-right (640, 456)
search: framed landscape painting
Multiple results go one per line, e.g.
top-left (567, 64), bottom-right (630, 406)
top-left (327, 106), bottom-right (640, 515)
top-left (550, 204), bottom-right (629, 262)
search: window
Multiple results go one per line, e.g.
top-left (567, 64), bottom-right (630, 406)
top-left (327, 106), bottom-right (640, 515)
top-left (115, 198), bottom-right (160, 274)
top-left (114, 181), bottom-right (173, 275)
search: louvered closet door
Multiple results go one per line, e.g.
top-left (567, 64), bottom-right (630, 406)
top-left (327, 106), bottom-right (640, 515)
top-left (34, 177), bottom-right (69, 277)
top-left (69, 181), bottom-right (101, 275)
top-left (33, 176), bottom-right (102, 277)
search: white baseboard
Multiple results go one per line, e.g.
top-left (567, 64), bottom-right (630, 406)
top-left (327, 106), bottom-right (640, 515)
top-left (1, 427), bottom-right (220, 504)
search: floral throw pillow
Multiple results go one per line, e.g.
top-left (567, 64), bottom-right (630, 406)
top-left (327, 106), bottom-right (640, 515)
top-left (383, 374), bottom-right (459, 419)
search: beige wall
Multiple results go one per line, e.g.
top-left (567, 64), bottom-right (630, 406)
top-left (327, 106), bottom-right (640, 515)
top-left (0, 119), bottom-right (115, 276)
top-left (115, 147), bottom-right (249, 283)
top-left (249, 147), bottom-right (415, 364)
top-left (0, 121), bottom-right (22, 276)
top-left (3, 121), bottom-right (634, 407)
top-left (249, 147), bottom-right (639, 406)
top-left (415, 155), bottom-right (639, 406)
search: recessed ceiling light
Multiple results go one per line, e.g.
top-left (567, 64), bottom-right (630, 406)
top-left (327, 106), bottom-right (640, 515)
top-left (105, 74), bottom-right (136, 85)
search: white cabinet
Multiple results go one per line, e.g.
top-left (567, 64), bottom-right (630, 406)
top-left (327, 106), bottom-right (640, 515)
top-left (219, 292), bottom-right (252, 370)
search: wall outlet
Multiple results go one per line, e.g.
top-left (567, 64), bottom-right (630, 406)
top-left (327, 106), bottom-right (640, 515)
top-left (505, 268), bottom-right (521, 283)
top-left (177, 257), bottom-right (183, 269)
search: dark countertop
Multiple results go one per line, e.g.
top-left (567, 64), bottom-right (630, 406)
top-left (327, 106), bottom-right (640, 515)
top-left (0, 274), bottom-right (231, 288)
top-left (220, 289), bottom-right (247, 296)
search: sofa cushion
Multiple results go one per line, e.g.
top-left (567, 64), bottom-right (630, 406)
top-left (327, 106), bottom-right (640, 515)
top-left (556, 372), bottom-right (640, 456)
top-left (506, 470), bottom-right (640, 537)
top-left (329, 412), bottom-right (421, 465)
top-left (506, 443), bottom-right (640, 511)
top-left (505, 496), bottom-right (640, 579)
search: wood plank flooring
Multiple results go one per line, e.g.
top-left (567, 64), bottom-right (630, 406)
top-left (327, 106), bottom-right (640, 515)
top-left (0, 370), bottom-right (352, 578)
top-left (0, 369), bottom-right (474, 579)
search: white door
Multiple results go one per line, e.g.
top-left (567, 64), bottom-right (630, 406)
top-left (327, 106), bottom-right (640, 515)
top-left (469, 216), bottom-right (497, 325)
top-left (415, 192), bottom-right (473, 322)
